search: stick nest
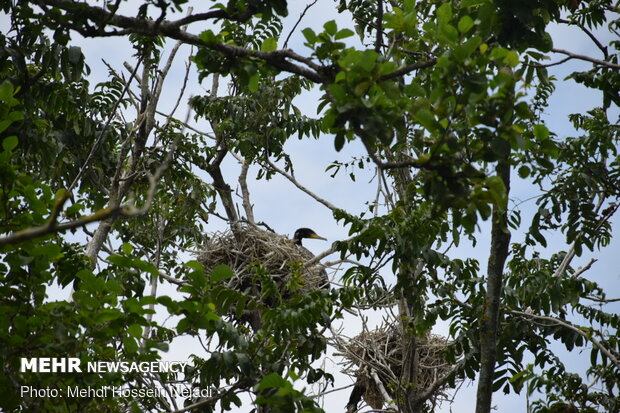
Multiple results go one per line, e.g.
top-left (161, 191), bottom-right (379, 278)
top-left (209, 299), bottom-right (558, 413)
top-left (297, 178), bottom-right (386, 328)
top-left (196, 225), bottom-right (329, 295)
top-left (335, 323), bottom-right (454, 409)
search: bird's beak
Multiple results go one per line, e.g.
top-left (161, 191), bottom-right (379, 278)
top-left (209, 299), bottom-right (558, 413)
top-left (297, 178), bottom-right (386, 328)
top-left (310, 233), bottom-right (327, 241)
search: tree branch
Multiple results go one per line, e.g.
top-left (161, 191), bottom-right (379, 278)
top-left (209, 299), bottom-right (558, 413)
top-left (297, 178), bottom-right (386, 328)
top-left (378, 59), bottom-right (437, 81)
top-left (475, 95), bottom-right (513, 413)
top-left (1, 112), bottom-right (181, 247)
top-left (262, 157), bottom-right (341, 212)
top-left (283, 0), bottom-right (318, 48)
top-left (36, 0), bottom-right (436, 84)
top-left (413, 359), bottom-right (465, 410)
top-left (510, 309), bottom-right (620, 370)
top-left (35, 0), bottom-right (326, 83)
top-left (68, 54), bottom-right (143, 192)
top-left (375, 0), bottom-right (384, 53)
top-left (551, 48), bottom-right (620, 70)
top-left (558, 18), bottom-right (608, 58)
top-left (238, 157), bottom-right (255, 224)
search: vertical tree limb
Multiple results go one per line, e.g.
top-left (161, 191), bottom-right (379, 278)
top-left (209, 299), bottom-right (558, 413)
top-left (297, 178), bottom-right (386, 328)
top-left (475, 156), bottom-right (511, 413)
top-left (238, 158), bottom-right (255, 224)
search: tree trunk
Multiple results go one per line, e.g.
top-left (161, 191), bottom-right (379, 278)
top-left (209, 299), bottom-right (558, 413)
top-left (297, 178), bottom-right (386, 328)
top-left (475, 158), bottom-right (511, 413)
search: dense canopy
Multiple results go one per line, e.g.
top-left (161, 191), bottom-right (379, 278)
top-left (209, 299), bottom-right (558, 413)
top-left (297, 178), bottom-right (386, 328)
top-left (0, 1), bottom-right (619, 412)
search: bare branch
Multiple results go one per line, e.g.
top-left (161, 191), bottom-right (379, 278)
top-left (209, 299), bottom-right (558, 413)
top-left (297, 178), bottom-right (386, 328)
top-left (0, 205), bottom-right (136, 247)
top-left (553, 196), bottom-right (609, 278)
top-left (375, 0), bottom-right (383, 53)
top-left (238, 158), bottom-right (256, 224)
top-left (370, 368), bottom-right (392, 406)
top-left (558, 18), bottom-right (608, 58)
top-left (359, 135), bottom-right (425, 171)
top-left (283, 0), bottom-right (318, 48)
top-left (262, 157), bottom-right (341, 212)
top-left (413, 360), bottom-right (465, 410)
top-left (571, 258), bottom-right (597, 279)
top-left (525, 56), bottom-right (572, 68)
top-left (585, 296), bottom-right (620, 303)
top-left (551, 48), bottom-right (620, 70)
top-left (36, 0), bottom-right (437, 84)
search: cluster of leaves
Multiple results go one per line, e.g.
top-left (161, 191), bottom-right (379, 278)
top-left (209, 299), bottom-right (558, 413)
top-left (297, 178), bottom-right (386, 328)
top-left (321, 0), bottom-right (619, 411)
top-left (190, 75), bottom-right (320, 164)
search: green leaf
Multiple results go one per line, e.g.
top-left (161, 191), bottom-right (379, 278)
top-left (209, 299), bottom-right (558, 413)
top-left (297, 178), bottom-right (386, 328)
top-left (0, 111), bottom-right (23, 134)
top-left (324, 20), bottom-right (337, 36)
top-left (185, 260), bottom-right (204, 271)
top-left (2, 136), bottom-right (18, 152)
top-left (261, 37), bottom-right (278, 52)
top-left (108, 254), bottom-right (132, 267)
top-left (533, 124), bottom-right (549, 141)
top-left (461, 0), bottom-right (488, 6)
top-left (437, 3), bottom-right (453, 22)
top-left (177, 317), bottom-right (190, 333)
top-left (256, 373), bottom-right (287, 390)
top-left (490, 136), bottom-right (510, 157)
top-left (358, 50), bottom-right (378, 72)
top-left (248, 73), bottom-right (260, 93)
top-left (439, 23), bottom-right (459, 43)
top-left (504, 50), bottom-right (519, 67)
top-left (65, 202), bottom-right (84, 217)
top-left (490, 47), bottom-right (508, 60)
top-left (95, 309), bottom-right (121, 323)
top-left (302, 28), bottom-right (316, 44)
top-left (458, 16), bottom-right (474, 33)
top-left (454, 36), bottom-right (481, 61)
top-left (334, 133), bottom-right (345, 151)
top-left (335, 28), bottom-right (354, 40)
top-left (328, 83), bottom-right (346, 101)
top-left (414, 108), bottom-right (439, 132)
top-left (127, 324), bottom-right (142, 338)
top-left (0, 81), bottom-right (18, 105)
top-left (212, 264), bottom-right (234, 281)
top-left (123, 336), bottom-right (138, 354)
top-left (485, 175), bottom-right (507, 207)
top-left (518, 165), bottom-right (530, 178)
top-left (121, 243), bottom-right (133, 255)
top-left (199, 30), bottom-right (219, 44)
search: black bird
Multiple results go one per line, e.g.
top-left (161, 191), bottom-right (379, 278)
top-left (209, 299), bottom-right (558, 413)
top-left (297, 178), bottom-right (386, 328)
top-left (346, 382), bottom-right (367, 413)
top-left (293, 227), bottom-right (327, 245)
top-left (293, 228), bottom-right (330, 290)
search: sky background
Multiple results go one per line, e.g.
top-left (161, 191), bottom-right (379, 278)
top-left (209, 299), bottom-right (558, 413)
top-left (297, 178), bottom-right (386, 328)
top-left (15, 0), bottom-right (619, 411)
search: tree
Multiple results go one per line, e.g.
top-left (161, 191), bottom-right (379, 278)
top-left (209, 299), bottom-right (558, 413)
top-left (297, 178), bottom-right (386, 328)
top-left (0, 0), bottom-right (618, 412)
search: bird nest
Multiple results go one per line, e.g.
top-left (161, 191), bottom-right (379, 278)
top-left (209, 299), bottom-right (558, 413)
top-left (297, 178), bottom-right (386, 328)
top-left (335, 323), bottom-right (454, 410)
top-left (196, 225), bottom-right (329, 295)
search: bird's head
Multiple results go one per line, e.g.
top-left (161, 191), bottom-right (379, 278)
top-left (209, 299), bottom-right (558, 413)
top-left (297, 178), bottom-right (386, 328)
top-left (293, 228), bottom-right (327, 245)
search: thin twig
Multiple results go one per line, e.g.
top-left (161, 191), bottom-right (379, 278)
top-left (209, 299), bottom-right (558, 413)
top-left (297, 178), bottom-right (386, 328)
top-left (283, 0), bottom-right (318, 48)
top-left (262, 157), bottom-right (341, 212)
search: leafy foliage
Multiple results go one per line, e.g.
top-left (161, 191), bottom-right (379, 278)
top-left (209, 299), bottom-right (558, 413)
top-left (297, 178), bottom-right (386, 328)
top-left (0, 0), bottom-right (619, 412)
